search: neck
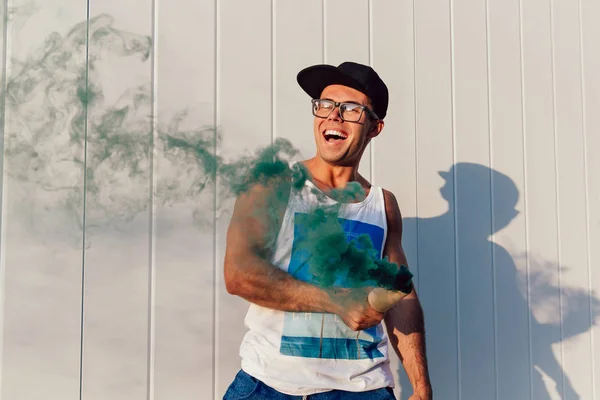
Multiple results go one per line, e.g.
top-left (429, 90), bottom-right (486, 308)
top-left (302, 157), bottom-right (363, 189)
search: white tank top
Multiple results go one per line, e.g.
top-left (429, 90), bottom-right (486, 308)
top-left (239, 171), bottom-right (395, 396)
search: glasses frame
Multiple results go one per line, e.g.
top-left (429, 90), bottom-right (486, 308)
top-left (311, 98), bottom-right (380, 122)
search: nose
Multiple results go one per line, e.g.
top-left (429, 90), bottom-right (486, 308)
top-left (327, 106), bottom-right (343, 121)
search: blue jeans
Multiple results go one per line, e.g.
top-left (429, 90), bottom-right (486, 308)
top-left (224, 370), bottom-right (396, 399)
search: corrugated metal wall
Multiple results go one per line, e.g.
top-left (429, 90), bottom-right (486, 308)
top-left (0, 0), bottom-right (598, 399)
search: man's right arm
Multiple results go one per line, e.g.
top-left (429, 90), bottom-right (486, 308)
top-left (223, 183), bottom-right (383, 331)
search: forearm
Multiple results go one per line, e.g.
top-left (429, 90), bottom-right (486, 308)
top-left (397, 330), bottom-right (431, 395)
top-left (385, 292), bottom-right (432, 395)
top-left (225, 251), bottom-right (338, 314)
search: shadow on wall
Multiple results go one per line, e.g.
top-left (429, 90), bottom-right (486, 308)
top-left (399, 162), bottom-right (600, 400)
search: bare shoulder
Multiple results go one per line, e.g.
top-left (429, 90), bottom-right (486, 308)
top-left (227, 177), bottom-right (292, 253)
top-left (235, 179), bottom-right (292, 227)
top-left (380, 188), bottom-right (409, 268)
top-left (381, 188), bottom-right (402, 228)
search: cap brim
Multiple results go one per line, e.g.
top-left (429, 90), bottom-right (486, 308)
top-left (438, 170), bottom-right (452, 180)
top-left (297, 65), bottom-right (364, 99)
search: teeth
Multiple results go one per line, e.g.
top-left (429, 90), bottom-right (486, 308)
top-left (324, 130), bottom-right (347, 139)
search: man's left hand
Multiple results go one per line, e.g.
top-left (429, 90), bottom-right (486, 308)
top-left (408, 386), bottom-right (432, 400)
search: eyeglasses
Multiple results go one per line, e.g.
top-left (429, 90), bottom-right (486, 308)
top-left (311, 99), bottom-right (380, 122)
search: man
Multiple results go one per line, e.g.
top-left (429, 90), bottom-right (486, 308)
top-left (224, 61), bottom-right (432, 399)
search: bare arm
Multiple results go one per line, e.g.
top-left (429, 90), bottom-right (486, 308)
top-left (224, 182), bottom-right (383, 330)
top-left (382, 190), bottom-right (432, 399)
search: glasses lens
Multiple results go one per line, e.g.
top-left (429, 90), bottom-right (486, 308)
top-left (313, 100), bottom-right (334, 118)
top-left (340, 103), bottom-right (363, 122)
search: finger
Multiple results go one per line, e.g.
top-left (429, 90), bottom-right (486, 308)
top-left (365, 303), bottom-right (385, 318)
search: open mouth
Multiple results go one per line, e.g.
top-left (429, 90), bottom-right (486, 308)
top-left (323, 129), bottom-right (348, 142)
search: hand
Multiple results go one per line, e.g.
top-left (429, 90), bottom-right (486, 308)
top-left (329, 287), bottom-right (384, 331)
top-left (408, 385), bottom-right (432, 400)
top-left (408, 395), bottom-right (430, 400)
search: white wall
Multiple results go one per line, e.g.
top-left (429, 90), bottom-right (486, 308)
top-left (0, 0), bottom-right (598, 399)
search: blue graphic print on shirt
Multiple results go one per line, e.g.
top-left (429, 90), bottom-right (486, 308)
top-left (280, 212), bottom-right (385, 360)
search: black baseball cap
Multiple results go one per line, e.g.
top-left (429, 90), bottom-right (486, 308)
top-left (297, 61), bottom-right (389, 119)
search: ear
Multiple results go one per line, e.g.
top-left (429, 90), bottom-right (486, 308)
top-left (367, 119), bottom-right (384, 140)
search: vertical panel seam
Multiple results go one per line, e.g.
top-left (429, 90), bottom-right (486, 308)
top-left (577, 0), bottom-right (596, 396)
top-left (146, 0), bottom-right (159, 398)
top-left (322, 0), bottom-right (326, 63)
top-left (79, 2), bottom-right (91, 398)
top-left (368, 0), bottom-right (374, 185)
top-left (519, 0), bottom-right (533, 400)
top-left (517, 0), bottom-right (534, 397)
top-left (271, 0), bottom-right (275, 144)
top-left (548, 1), bottom-right (566, 397)
top-left (484, 0), bottom-right (499, 397)
top-left (0, 0), bottom-right (10, 395)
top-left (448, 0), bottom-right (462, 397)
top-left (412, 0), bottom-right (420, 291)
top-left (212, 0), bottom-right (220, 397)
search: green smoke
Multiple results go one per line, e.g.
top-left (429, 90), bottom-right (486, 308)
top-left (4, 14), bottom-right (154, 229)
top-left (3, 14), bottom-right (412, 292)
top-left (294, 206), bottom-right (413, 291)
